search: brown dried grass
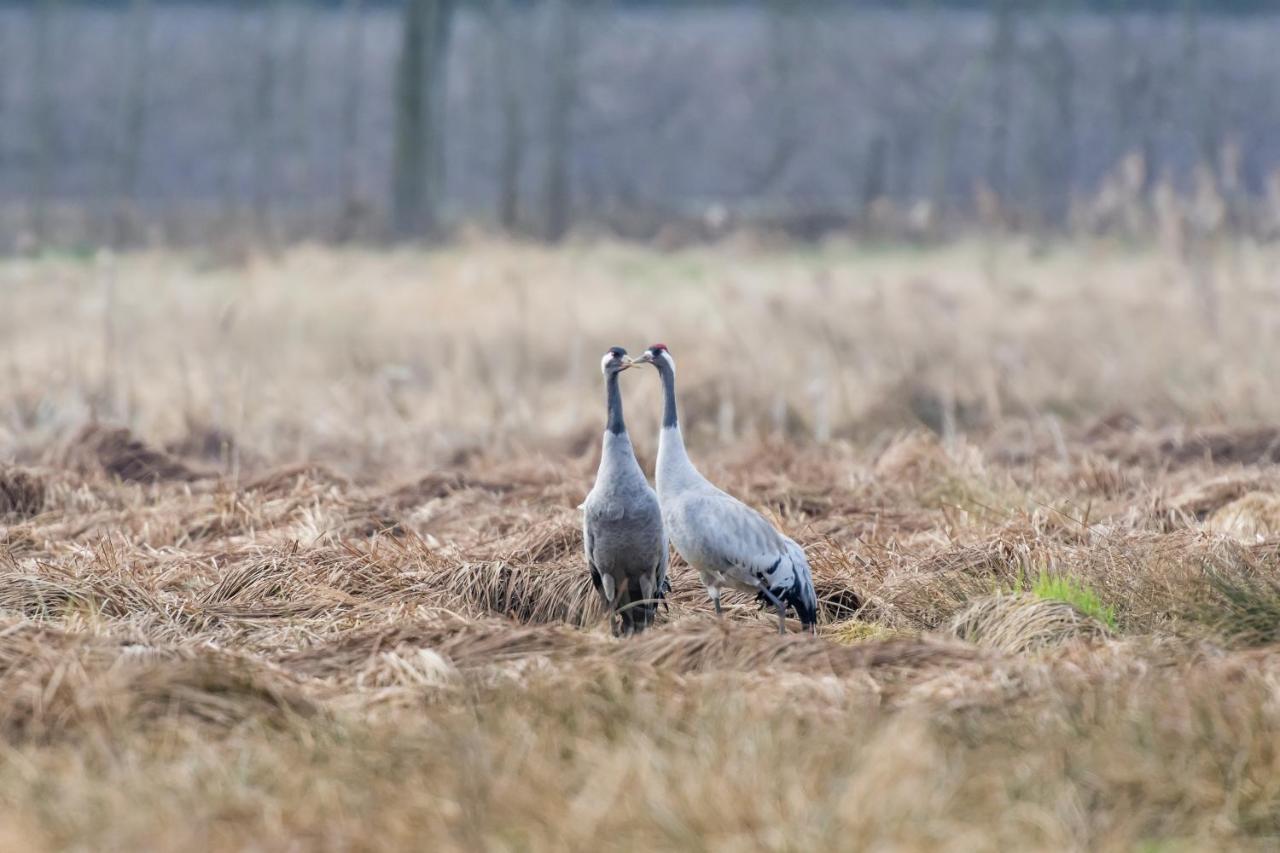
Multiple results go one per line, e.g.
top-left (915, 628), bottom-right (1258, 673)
top-left (949, 593), bottom-right (1112, 653)
top-left (2, 243), bottom-right (1280, 849)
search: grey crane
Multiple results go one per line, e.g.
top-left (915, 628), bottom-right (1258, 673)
top-left (635, 343), bottom-right (818, 634)
top-left (582, 346), bottom-right (668, 636)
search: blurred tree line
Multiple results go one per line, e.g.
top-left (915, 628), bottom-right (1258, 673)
top-left (43, 0), bottom-right (1280, 11)
top-left (2, 0), bottom-right (1278, 249)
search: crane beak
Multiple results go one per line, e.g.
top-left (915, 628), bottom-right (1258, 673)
top-left (618, 356), bottom-right (635, 370)
top-left (633, 353), bottom-right (654, 365)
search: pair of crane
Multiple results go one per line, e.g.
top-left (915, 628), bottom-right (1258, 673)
top-left (582, 344), bottom-right (819, 637)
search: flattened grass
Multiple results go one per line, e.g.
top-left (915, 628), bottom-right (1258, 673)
top-left (2, 242), bottom-right (1280, 849)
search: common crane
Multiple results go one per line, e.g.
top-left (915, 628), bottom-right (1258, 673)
top-left (635, 343), bottom-right (818, 634)
top-left (581, 346), bottom-right (668, 636)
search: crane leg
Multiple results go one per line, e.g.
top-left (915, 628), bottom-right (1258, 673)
top-left (710, 587), bottom-right (723, 618)
top-left (757, 586), bottom-right (788, 635)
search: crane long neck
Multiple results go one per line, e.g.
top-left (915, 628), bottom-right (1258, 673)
top-left (600, 370), bottom-right (641, 484)
top-left (655, 360), bottom-right (699, 495)
top-left (606, 370), bottom-right (626, 436)
top-left (657, 360), bottom-right (678, 429)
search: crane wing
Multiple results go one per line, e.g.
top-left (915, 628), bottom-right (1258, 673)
top-left (682, 492), bottom-right (798, 581)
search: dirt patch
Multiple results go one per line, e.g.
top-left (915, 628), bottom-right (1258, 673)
top-left (243, 463), bottom-right (352, 497)
top-left (65, 424), bottom-right (207, 484)
top-left (1098, 425), bottom-right (1280, 469)
top-left (0, 467), bottom-right (45, 518)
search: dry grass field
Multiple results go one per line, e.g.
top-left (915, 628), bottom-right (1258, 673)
top-left (3, 237), bottom-right (1280, 850)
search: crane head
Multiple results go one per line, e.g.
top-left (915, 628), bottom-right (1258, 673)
top-left (635, 343), bottom-right (674, 370)
top-left (600, 346), bottom-right (633, 375)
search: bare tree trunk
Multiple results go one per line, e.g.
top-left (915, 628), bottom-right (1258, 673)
top-left (749, 1), bottom-right (803, 197)
top-left (393, 0), bottom-right (428, 238)
top-left (31, 0), bottom-right (59, 247)
top-left (426, 5), bottom-right (451, 217)
top-left (1110, 10), bottom-right (1158, 199)
top-left (215, 8), bottom-right (251, 238)
top-left (984, 0), bottom-right (1017, 205)
top-left (337, 0), bottom-right (366, 240)
top-left (252, 1), bottom-right (282, 241)
top-left (541, 0), bottom-right (578, 243)
top-left (1030, 21), bottom-right (1075, 228)
top-left (114, 0), bottom-right (152, 247)
top-left (925, 122), bottom-right (957, 228)
top-left (287, 1), bottom-right (316, 232)
top-left (1182, 0), bottom-right (1218, 173)
top-left (861, 132), bottom-right (887, 212)
top-left (392, 0), bottom-right (455, 241)
top-left (925, 65), bottom-right (974, 228)
top-left (490, 0), bottom-right (523, 232)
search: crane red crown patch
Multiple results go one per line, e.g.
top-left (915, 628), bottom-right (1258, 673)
top-left (650, 343), bottom-right (668, 353)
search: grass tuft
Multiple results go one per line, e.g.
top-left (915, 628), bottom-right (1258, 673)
top-left (1029, 571), bottom-right (1119, 631)
top-left (1198, 557), bottom-right (1280, 648)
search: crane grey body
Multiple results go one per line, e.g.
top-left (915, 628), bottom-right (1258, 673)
top-left (638, 344), bottom-right (817, 633)
top-left (583, 347), bottom-right (668, 636)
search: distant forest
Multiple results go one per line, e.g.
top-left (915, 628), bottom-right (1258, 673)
top-left (31, 0), bottom-right (1280, 12)
top-left (2, 0), bottom-right (1278, 248)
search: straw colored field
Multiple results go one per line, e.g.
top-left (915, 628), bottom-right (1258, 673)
top-left (2, 239), bottom-right (1280, 850)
